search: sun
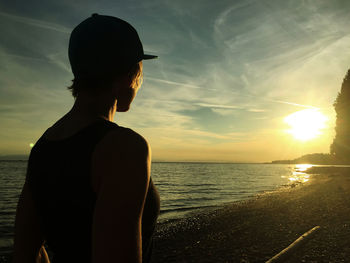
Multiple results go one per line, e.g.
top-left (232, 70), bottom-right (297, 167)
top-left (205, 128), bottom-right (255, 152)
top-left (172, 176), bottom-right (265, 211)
top-left (284, 109), bottom-right (328, 141)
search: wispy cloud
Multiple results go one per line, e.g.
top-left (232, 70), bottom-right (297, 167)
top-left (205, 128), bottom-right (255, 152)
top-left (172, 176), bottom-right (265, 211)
top-left (0, 51), bottom-right (47, 62)
top-left (270, 100), bottom-right (319, 109)
top-left (146, 77), bottom-right (201, 89)
top-left (194, 103), bottom-right (241, 110)
top-left (46, 53), bottom-right (71, 73)
top-left (0, 11), bottom-right (70, 33)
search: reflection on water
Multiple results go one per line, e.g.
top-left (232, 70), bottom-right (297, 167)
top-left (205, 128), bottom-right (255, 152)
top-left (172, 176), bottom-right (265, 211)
top-left (295, 164), bottom-right (313, 172)
top-left (289, 164), bottom-right (313, 183)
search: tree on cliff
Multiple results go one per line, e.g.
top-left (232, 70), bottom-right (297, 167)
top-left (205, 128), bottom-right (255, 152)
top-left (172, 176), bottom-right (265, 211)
top-left (330, 69), bottom-right (350, 161)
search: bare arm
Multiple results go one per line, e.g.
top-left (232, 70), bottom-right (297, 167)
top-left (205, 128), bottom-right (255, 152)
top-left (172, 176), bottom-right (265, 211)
top-left (91, 129), bottom-right (151, 263)
top-left (12, 181), bottom-right (50, 263)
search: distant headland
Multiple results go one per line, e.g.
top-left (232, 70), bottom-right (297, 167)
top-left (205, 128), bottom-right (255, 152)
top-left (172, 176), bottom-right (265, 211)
top-left (271, 153), bottom-right (349, 165)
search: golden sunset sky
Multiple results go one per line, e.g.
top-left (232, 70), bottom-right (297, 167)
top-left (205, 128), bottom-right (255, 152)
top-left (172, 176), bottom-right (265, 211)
top-left (1, 0), bottom-right (350, 162)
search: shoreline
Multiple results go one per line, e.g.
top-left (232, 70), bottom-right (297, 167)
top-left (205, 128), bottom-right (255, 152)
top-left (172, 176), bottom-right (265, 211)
top-left (151, 167), bottom-right (350, 262)
top-left (157, 170), bottom-right (312, 224)
top-left (157, 183), bottom-right (300, 224)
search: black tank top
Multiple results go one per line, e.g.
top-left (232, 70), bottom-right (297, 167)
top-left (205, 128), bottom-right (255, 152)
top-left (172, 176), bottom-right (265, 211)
top-left (26, 119), bottom-right (160, 263)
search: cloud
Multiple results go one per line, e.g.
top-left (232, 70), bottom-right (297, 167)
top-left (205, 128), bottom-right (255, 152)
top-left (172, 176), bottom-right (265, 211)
top-left (46, 52), bottom-right (71, 73)
top-left (270, 100), bottom-right (319, 109)
top-left (146, 77), bottom-right (202, 89)
top-left (0, 11), bottom-right (70, 33)
top-left (195, 103), bottom-right (241, 110)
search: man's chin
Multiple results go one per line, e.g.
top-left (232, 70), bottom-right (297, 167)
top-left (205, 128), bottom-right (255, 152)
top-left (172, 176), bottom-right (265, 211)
top-left (117, 106), bottom-right (130, 112)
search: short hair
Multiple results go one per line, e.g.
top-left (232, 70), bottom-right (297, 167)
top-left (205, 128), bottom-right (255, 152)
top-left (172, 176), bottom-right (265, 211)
top-left (67, 61), bottom-right (143, 98)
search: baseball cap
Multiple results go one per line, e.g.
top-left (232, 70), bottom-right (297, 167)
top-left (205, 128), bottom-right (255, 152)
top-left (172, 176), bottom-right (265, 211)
top-left (68, 13), bottom-right (157, 79)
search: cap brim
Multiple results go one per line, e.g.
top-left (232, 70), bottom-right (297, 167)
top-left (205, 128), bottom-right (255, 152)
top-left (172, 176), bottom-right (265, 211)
top-left (143, 54), bottom-right (158, 60)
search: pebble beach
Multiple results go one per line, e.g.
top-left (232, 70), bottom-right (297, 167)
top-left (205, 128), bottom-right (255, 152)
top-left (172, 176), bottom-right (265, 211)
top-left (151, 167), bottom-right (350, 263)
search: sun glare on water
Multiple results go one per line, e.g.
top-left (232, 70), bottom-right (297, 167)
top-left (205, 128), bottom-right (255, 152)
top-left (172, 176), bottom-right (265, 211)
top-left (284, 109), bottom-right (328, 141)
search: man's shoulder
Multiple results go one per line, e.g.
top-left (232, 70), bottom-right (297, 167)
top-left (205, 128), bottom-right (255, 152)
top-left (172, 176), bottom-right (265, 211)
top-left (112, 127), bottom-right (149, 149)
top-left (98, 126), bottom-right (150, 158)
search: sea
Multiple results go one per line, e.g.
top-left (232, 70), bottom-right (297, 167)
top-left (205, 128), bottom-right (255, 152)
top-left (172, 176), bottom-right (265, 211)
top-left (0, 160), bottom-right (311, 259)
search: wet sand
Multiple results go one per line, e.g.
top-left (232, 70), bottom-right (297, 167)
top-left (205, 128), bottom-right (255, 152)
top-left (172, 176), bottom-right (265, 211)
top-left (151, 167), bottom-right (350, 263)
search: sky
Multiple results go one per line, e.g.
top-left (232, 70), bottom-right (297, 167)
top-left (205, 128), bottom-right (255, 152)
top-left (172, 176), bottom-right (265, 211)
top-left (1, 0), bottom-right (350, 162)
